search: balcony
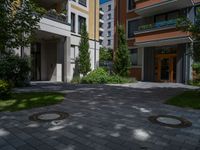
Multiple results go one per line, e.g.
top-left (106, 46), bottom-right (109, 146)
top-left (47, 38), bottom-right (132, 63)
top-left (135, 19), bottom-right (177, 35)
top-left (100, 18), bottom-right (104, 23)
top-left (100, 10), bottom-right (104, 15)
top-left (44, 9), bottom-right (69, 25)
top-left (135, 0), bottom-right (194, 16)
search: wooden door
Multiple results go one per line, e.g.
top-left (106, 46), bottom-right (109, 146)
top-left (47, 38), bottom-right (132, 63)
top-left (155, 54), bottom-right (176, 82)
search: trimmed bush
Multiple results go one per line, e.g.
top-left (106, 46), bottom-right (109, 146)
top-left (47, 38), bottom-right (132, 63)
top-left (81, 68), bottom-right (109, 84)
top-left (0, 51), bottom-right (30, 87)
top-left (71, 76), bottom-right (81, 84)
top-left (81, 68), bottom-right (136, 84)
top-left (0, 80), bottom-right (11, 100)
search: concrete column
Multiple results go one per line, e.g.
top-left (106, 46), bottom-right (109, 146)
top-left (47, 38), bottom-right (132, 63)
top-left (185, 43), bottom-right (193, 84)
top-left (141, 48), bottom-right (144, 81)
top-left (64, 37), bottom-right (71, 82)
top-left (56, 39), bottom-right (63, 82)
top-left (188, 42), bottom-right (193, 81)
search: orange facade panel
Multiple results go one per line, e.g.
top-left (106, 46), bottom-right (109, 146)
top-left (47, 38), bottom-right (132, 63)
top-left (127, 39), bottom-right (135, 47)
top-left (194, 0), bottom-right (200, 3)
top-left (130, 68), bottom-right (142, 81)
top-left (136, 0), bottom-right (161, 9)
top-left (135, 29), bottom-right (189, 43)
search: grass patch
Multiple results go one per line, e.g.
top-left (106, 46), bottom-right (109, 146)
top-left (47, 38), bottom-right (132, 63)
top-left (0, 92), bottom-right (65, 112)
top-left (165, 91), bottom-right (200, 109)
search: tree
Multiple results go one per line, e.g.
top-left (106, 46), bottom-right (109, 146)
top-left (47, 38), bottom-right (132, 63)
top-left (176, 10), bottom-right (200, 62)
top-left (79, 23), bottom-right (91, 76)
top-left (100, 47), bottom-right (113, 62)
top-left (113, 25), bottom-right (131, 77)
top-left (0, 0), bottom-right (44, 52)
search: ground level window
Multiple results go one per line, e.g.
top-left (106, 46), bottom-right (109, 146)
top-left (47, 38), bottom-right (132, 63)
top-left (130, 48), bottom-right (138, 66)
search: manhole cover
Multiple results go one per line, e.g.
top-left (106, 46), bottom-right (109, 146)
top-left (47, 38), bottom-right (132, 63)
top-left (148, 115), bottom-right (192, 128)
top-left (29, 111), bottom-right (69, 122)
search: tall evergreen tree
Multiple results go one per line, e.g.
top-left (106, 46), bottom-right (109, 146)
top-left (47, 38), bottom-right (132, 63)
top-left (114, 25), bottom-right (131, 77)
top-left (79, 23), bottom-right (91, 76)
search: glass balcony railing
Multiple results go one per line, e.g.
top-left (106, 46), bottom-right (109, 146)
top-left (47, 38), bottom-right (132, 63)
top-left (43, 9), bottom-right (69, 25)
top-left (135, 19), bottom-right (177, 33)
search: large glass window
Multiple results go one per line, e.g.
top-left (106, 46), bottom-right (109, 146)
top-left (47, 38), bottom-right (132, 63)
top-left (71, 13), bottom-right (75, 33)
top-left (130, 49), bottom-right (138, 66)
top-left (78, 16), bottom-right (86, 34)
top-left (79, 0), bottom-right (87, 7)
top-left (108, 5), bottom-right (111, 11)
top-left (128, 0), bottom-right (135, 11)
top-left (128, 19), bottom-right (139, 38)
top-left (108, 14), bottom-right (111, 20)
top-left (196, 6), bottom-right (200, 16)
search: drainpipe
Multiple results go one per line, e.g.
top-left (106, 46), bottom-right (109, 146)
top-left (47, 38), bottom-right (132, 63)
top-left (94, 0), bottom-right (97, 69)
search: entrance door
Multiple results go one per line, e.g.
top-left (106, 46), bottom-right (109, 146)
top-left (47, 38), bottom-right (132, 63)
top-left (31, 43), bottom-right (41, 81)
top-left (155, 54), bottom-right (176, 82)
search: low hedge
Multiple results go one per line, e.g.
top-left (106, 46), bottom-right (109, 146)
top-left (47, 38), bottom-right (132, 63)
top-left (0, 80), bottom-right (11, 100)
top-left (80, 68), bottom-right (135, 84)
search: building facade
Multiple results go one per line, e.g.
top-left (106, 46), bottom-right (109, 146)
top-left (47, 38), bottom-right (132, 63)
top-left (15, 0), bottom-right (100, 82)
top-left (99, 0), bottom-right (114, 49)
top-left (114, 0), bottom-right (200, 83)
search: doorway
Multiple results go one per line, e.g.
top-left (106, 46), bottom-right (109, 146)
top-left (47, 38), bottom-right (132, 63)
top-left (31, 43), bottom-right (41, 81)
top-left (155, 54), bottom-right (176, 82)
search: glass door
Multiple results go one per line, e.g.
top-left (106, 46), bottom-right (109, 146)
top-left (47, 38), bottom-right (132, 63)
top-left (160, 58), bottom-right (170, 81)
top-left (155, 54), bottom-right (176, 82)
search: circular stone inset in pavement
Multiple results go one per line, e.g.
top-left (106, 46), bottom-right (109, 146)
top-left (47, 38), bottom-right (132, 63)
top-left (148, 115), bottom-right (192, 128)
top-left (29, 111), bottom-right (69, 122)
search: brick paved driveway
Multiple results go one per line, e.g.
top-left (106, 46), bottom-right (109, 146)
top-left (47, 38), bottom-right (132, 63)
top-left (0, 82), bottom-right (200, 150)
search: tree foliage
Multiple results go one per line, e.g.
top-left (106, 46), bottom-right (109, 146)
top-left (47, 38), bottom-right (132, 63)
top-left (113, 25), bottom-right (131, 77)
top-left (0, 0), bottom-right (44, 51)
top-left (79, 23), bottom-right (91, 76)
top-left (100, 47), bottom-right (113, 62)
top-left (177, 10), bottom-right (200, 62)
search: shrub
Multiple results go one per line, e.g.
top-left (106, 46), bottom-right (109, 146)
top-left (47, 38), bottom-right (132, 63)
top-left (0, 80), bottom-right (11, 100)
top-left (81, 68), bottom-right (136, 84)
top-left (71, 76), bottom-right (81, 84)
top-left (108, 75), bottom-right (136, 84)
top-left (81, 68), bottom-right (109, 84)
top-left (0, 51), bottom-right (30, 87)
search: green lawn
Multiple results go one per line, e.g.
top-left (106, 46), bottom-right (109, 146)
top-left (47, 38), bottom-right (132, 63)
top-left (166, 91), bottom-right (200, 109)
top-left (0, 92), bottom-right (65, 112)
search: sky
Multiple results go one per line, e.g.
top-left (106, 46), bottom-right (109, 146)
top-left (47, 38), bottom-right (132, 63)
top-left (100, 0), bottom-right (110, 4)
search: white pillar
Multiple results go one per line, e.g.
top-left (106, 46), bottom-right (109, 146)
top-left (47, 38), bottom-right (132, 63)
top-left (64, 37), bottom-right (71, 82)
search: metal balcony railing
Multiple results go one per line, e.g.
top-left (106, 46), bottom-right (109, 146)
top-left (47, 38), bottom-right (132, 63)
top-left (43, 9), bottom-right (69, 25)
top-left (135, 19), bottom-right (177, 33)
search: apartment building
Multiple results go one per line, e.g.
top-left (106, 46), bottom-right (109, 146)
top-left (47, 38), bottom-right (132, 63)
top-left (15, 0), bottom-right (99, 82)
top-left (99, 0), bottom-right (114, 49)
top-left (114, 0), bottom-right (200, 83)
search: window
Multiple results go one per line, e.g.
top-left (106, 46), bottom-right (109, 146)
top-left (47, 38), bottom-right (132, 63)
top-left (155, 14), bottom-right (166, 23)
top-left (130, 49), bottom-right (138, 66)
top-left (108, 22), bottom-right (111, 29)
top-left (107, 40), bottom-right (111, 46)
top-left (71, 13), bottom-right (76, 33)
top-left (168, 11), bottom-right (179, 20)
top-left (107, 31), bottom-right (111, 37)
top-left (79, 0), bottom-right (87, 7)
top-left (128, 0), bottom-right (135, 11)
top-left (108, 5), bottom-right (111, 11)
top-left (78, 16), bottom-right (86, 34)
top-left (108, 14), bottom-right (111, 20)
top-left (196, 6), bottom-right (200, 16)
top-left (71, 45), bottom-right (76, 60)
top-left (128, 19), bottom-right (138, 38)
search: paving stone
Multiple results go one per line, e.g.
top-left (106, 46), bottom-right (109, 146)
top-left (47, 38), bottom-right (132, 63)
top-left (0, 145), bottom-right (16, 150)
top-left (0, 82), bottom-right (199, 150)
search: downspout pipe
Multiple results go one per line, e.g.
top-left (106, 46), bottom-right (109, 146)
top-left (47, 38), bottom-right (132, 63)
top-left (94, 0), bottom-right (97, 69)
